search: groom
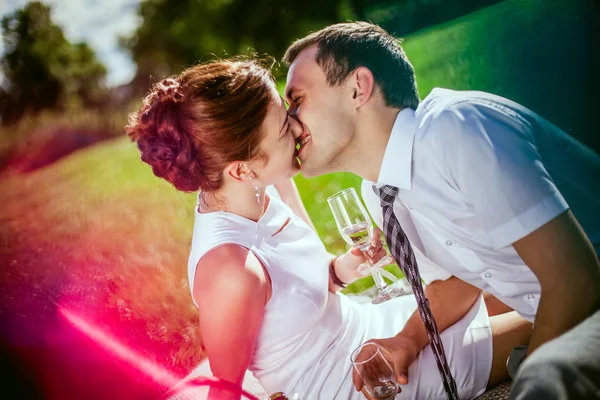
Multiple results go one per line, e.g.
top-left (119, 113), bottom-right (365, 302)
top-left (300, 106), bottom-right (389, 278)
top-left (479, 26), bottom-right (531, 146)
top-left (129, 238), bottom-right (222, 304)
top-left (283, 22), bottom-right (600, 399)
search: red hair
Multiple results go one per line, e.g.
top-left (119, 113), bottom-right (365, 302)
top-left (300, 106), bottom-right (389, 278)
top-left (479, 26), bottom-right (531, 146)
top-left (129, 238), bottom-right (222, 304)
top-left (126, 59), bottom-right (276, 192)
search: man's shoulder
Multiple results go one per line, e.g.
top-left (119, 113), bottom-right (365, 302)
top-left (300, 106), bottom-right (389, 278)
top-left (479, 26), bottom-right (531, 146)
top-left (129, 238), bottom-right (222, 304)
top-left (413, 89), bottom-right (473, 147)
top-left (418, 88), bottom-right (487, 122)
top-left (415, 88), bottom-right (513, 145)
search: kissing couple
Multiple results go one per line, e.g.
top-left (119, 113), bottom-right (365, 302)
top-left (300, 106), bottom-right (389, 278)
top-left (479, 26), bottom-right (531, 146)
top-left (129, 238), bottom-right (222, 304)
top-left (128, 21), bottom-right (600, 400)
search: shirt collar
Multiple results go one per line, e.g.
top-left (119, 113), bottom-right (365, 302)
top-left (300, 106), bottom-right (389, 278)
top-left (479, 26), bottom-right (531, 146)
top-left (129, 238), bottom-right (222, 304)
top-left (376, 107), bottom-right (416, 190)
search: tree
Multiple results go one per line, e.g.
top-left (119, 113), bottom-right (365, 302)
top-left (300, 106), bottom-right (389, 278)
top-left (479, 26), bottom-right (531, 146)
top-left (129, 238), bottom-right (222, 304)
top-left (0, 2), bottom-right (107, 124)
top-left (120, 0), bottom-right (351, 86)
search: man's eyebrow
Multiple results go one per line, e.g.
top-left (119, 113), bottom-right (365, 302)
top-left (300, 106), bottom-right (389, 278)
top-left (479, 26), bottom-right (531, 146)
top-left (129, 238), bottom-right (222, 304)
top-left (279, 113), bottom-right (289, 133)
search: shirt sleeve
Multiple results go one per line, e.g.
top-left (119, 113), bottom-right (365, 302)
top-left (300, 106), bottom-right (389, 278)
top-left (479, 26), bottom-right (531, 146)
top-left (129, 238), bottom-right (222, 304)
top-left (438, 104), bottom-right (569, 249)
top-left (360, 180), bottom-right (453, 284)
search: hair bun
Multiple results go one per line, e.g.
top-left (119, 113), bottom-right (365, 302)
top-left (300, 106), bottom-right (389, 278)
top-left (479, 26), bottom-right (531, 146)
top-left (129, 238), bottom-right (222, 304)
top-left (156, 77), bottom-right (183, 103)
top-left (138, 136), bottom-right (177, 175)
top-left (138, 132), bottom-right (203, 192)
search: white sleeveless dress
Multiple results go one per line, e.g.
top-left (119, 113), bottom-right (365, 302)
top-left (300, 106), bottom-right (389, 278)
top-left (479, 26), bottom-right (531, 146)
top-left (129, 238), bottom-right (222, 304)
top-left (188, 187), bottom-right (493, 400)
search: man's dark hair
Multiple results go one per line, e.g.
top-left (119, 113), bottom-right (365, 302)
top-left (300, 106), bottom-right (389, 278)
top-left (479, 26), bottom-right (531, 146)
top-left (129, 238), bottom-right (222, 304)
top-left (284, 21), bottom-right (419, 109)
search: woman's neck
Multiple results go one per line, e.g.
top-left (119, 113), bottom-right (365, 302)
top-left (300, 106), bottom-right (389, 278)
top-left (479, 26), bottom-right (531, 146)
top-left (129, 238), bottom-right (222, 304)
top-left (200, 183), bottom-right (268, 222)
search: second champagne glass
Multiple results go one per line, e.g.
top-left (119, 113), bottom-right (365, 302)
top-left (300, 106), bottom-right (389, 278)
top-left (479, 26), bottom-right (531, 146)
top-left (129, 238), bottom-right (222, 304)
top-left (328, 187), bottom-right (404, 304)
top-left (350, 342), bottom-right (399, 400)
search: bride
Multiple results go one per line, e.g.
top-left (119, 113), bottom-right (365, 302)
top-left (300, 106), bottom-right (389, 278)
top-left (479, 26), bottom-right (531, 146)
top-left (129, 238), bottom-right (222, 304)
top-left (126, 58), bottom-right (531, 399)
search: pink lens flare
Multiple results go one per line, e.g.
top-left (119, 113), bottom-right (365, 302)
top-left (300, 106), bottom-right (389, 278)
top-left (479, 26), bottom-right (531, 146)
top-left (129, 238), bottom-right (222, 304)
top-left (57, 305), bottom-right (182, 389)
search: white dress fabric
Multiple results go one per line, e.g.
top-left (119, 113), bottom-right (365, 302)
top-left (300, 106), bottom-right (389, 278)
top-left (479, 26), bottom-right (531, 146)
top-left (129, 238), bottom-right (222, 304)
top-left (188, 187), bottom-right (493, 399)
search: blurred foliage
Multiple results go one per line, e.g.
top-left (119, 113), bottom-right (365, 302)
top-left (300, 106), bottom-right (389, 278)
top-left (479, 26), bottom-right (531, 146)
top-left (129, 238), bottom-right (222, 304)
top-left (401, 0), bottom-right (600, 153)
top-left (120, 0), bottom-right (354, 83)
top-left (350, 0), bottom-right (502, 37)
top-left (0, 107), bottom-right (129, 174)
top-left (0, 2), bottom-right (107, 125)
top-left (121, 0), bottom-right (509, 84)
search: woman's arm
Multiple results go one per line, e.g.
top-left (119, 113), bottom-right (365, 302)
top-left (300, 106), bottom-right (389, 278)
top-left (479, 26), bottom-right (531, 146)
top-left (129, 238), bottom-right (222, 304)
top-left (483, 290), bottom-right (514, 316)
top-left (274, 179), bottom-right (316, 231)
top-left (193, 245), bottom-right (270, 400)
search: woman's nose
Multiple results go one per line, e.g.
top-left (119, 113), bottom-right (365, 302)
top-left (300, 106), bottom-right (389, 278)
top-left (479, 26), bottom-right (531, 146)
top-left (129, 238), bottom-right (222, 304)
top-left (288, 114), bottom-right (303, 139)
top-left (287, 106), bottom-right (298, 118)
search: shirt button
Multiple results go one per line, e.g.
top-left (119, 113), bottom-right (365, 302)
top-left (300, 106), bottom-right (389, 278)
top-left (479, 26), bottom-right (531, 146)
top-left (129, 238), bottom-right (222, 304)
top-left (527, 294), bottom-right (536, 300)
top-left (445, 240), bottom-right (453, 246)
top-left (484, 272), bottom-right (492, 279)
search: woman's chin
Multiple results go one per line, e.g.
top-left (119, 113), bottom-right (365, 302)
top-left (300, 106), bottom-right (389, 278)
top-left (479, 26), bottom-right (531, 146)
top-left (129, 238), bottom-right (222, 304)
top-left (269, 167), bottom-right (300, 186)
top-left (287, 165), bottom-right (301, 179)
top-left (293, 156), bottom-right (302, 172)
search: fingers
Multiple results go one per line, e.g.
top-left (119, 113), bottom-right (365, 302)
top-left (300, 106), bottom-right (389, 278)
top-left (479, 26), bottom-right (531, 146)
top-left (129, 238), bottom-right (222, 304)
top-left (372, 226), bottom-right (383, 239)
top-left (352, 340), bottom-right (378, 392)
top-left (372, 248), bottom-right (388, 263)
top-left (368, 237), bottom-right (382, 254)
top-left (352, 366), bottom-right (363, 392)
top-left (361, 387), bottom-right (376, 400)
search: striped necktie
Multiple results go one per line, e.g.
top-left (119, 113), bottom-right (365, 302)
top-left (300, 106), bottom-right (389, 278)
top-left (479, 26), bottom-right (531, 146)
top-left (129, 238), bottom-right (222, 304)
top-left (375, 184), bottom-right (460, 400)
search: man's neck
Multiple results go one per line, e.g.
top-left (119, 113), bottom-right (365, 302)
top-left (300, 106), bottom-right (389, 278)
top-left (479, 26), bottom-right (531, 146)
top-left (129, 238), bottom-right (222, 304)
top-left (343, 106), bottom-right (402, 182)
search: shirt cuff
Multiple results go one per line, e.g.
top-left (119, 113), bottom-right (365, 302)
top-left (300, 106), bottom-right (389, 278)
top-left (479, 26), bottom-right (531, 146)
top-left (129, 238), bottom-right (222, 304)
top-left (487, 192), bottom-right (569, 249)
top-left (420, 266), bottom-right (453, 285)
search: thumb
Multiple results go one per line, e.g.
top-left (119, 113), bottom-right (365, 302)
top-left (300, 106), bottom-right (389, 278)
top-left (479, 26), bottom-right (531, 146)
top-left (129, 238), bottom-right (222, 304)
top-left (392, 353), bottom-right (412, 385)
top-left (350, 247), bottom-right (363, 257)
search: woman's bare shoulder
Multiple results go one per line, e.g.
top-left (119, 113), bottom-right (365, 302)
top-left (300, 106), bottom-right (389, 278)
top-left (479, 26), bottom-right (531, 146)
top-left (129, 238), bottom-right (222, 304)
top-left (193, 244), bottom-right (269, 305)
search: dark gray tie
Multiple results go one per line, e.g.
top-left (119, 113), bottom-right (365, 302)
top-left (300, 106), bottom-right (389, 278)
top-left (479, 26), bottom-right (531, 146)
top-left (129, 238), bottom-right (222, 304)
top-left (375, 184), bottom-right (460, 400)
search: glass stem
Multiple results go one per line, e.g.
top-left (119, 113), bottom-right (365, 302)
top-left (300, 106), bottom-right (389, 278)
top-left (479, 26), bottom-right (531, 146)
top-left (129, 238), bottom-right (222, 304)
top-left (360, 248), bottom-right (388, 291)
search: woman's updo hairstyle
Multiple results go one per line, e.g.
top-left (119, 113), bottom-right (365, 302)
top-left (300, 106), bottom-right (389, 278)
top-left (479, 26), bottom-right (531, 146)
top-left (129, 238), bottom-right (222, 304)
top-left (126, 58), bottom-right (276, 192)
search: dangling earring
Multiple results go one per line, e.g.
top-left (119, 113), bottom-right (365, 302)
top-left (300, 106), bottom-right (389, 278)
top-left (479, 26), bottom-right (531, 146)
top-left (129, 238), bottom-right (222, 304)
top-left (249, 176), bottom-right (261, 205)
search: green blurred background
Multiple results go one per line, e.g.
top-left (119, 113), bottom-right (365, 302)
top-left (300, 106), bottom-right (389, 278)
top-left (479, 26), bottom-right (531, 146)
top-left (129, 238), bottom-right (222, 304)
top-left (1, 0), bottom-right (599, 398)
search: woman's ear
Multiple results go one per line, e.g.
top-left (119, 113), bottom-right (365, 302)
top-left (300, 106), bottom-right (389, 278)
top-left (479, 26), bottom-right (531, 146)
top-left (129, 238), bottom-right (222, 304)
top-left (351, 67), bottom-right (375, 108)
top-left (225, 162), bottom-right (253, 182)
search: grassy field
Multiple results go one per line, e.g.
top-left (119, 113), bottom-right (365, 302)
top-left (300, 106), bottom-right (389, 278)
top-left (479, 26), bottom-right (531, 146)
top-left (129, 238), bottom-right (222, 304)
top-left (1, 0), bottom-right (597, 398)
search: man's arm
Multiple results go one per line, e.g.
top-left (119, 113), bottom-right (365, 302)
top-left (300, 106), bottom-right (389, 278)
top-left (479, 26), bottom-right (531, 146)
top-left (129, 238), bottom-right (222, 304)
top-left (398, 277), bottom-right (482, 353)
top-left (353, 276), bottom-right (481, 390)
top-left (513, 209), bottom-right (600, 355)
top-left (436, 106), bottom-right (600, 354)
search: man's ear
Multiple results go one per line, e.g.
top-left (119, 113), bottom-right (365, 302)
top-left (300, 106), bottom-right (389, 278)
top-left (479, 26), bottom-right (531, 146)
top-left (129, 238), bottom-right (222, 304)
top-left (351, 67), bottom-right (375, 108)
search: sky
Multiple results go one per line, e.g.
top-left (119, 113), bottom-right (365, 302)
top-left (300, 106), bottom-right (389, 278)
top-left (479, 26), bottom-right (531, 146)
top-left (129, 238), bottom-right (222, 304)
top-left (1, 0), bottom-right (141, 87)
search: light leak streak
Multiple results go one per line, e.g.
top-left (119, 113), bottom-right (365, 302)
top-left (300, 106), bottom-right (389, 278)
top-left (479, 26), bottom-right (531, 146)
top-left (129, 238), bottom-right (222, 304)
top-left (58, 306), bottom-right (181, 389)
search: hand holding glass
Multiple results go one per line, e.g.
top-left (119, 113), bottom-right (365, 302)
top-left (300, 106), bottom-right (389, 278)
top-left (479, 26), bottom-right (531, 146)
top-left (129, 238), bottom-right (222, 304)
top-left (328, 187), bottom-right (404, 304)
top-left (351, 342), bottom-right (399, 400)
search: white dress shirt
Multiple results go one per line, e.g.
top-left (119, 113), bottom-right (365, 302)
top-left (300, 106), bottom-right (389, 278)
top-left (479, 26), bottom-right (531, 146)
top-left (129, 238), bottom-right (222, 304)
top-left (362, 88), bottom-right (600, 323)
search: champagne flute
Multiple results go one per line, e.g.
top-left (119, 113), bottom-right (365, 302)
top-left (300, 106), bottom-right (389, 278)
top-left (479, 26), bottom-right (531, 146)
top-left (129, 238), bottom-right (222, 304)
top-left (351, 342), bottom-right (399, 400)
top-left (328, 187), bottom-right (404, 304)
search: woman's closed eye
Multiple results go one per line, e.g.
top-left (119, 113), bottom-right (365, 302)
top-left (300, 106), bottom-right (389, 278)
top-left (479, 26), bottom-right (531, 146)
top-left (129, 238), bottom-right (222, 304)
top-left (280, 119), bottom-right (292, 139)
